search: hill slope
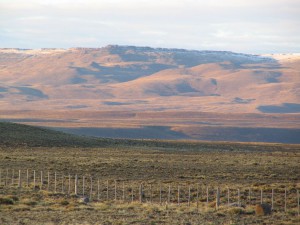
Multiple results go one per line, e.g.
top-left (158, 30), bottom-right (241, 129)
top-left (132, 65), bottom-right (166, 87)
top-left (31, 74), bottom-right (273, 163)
top-left (0, 46), bottom-right (299, 143)
top-left (0, 122), bottom-right (102, 147)
top-left (1, 122), bottom-right (299, 151)
top-left (0, 45), bottom-right (299, 113)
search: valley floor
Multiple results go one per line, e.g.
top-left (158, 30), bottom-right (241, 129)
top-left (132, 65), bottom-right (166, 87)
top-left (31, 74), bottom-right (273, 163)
top-left (0, 143), bottom-right (299, 224)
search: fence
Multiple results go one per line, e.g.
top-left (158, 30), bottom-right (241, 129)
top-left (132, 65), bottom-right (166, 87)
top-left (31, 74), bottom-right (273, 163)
top-left (0, 168), bottom-right (299, 215)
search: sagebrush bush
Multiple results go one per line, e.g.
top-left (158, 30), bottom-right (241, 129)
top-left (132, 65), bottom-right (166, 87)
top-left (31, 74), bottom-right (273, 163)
top-left (60, 200), bottom-right (70, 206)
top-left (24, 200), bottom-right (37, 206)
top-left (228, 207), bottom-right (245, 215)
top-left (0, 197), bottom-right (14, 205)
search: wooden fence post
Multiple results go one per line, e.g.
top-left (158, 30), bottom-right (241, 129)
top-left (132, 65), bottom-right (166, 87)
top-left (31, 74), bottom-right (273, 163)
top-left (168, 185), bottom-right (171, 205)
top-left (178, 185), bottom-right (180, 205)
top-left (1, 169), bottom-right (3, 186)
top-left (4, 169), bottom-right (7, 186)
top-left (26, 169), bottom-right (29, 187)
top-left (68, 174), bottom-right (71, 195)
top-left (131, 185), bottom-right (134, 202)
top-left (0, 169), bottom-right (2, 186)
top-left (11, 169), bottom-right (14, 185)
top-left (297, 190), bottom-right (299, 216)
top-left (159, 183), bottom-right (162, 205)
top-left (47, 172), bottom-right (50, 191)
top-left (61, 174), bottom-right (64, 193)
top-left (227, 187), bottom-right (230, 206)
top-left (40, 171), bottom-right (43, 190)
top-left (248, 188), bottom-right (251, 205)
top-left (54, 172), bottom-right (57, 193)
top-left (33, 170), bottom-right (36, 189)
top-left (206, 186), bottom-right (209, 206)
top-left (106, 180), bottom-right (109, 201)
top-left (82, 176), bottom-right (85, 196)
top-left (271, 189), bottom-right (274, 210)
top-left (97, 179), bottom-right (100, 201)
top-left (6, 168), bottom-right (8, 186)
top-left (216, 187), bottom-right (220, 210)
top-left (115, 180), bottom-right (117, 201)
top-left (18, 170), bottom-right (21, 188)
top-left (238, 188), bottom-right (241, 207)
top-left (139, 183), bottom-right (142, 203)
top-left (90, 176), bottom-right (93, 200)
top-left (196, 183), bottom-right (199, 209)
top-left (150, 184), bottom-right (152, 204)
top-left (284, 187), bottom-right (287, 212)
top-left (188, 185), bottom-right (191, 207)
top-left (75, 174), bottom-right (78, 195)
top-left (122, 182), bottom-right (125, 202)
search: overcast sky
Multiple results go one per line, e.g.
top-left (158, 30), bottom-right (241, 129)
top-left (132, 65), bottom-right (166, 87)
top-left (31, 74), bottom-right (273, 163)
top-left (0, 0), bottom-right (299, 53)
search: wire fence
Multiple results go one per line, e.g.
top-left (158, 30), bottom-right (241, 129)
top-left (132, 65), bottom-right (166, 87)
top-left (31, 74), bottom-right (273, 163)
top-left (0, 168), bottom-right (299, 215)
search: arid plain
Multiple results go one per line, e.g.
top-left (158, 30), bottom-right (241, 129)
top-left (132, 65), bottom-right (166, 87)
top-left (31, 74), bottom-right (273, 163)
top-left (0, 122), bottom-right (300, 224)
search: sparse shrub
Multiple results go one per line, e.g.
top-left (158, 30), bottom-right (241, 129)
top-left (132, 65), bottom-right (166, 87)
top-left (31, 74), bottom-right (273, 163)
top-left (7, 195), bottom-right (19, 202)
top-left (61, 200), bottom-right (69, 206)
top-left (216, 212), bottom-right (226, 217)
top-left (228, 207), bottom-right (245, 215)
top-left (287, 210), bottom-right (297, 216)
top-left (208, 201), bottom-right (216, 208)
top-left (12, 205), bottom-right (31, 212)
top-left (94, 202), bottom-right (110, 210)
top-left (24, 200), bottom-right (37, 206)
top-left (244, 208), bottom-right (255, 215)
top-left (0, 197), bottom-right (14, 205)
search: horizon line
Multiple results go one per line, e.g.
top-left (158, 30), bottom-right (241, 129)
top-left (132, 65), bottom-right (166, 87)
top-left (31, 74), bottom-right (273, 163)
top-left (1, 45), bottom-right (299, 55)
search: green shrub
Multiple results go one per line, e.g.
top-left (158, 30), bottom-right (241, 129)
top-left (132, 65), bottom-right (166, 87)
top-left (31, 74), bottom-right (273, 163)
top-left (228, 207), bottom-right (245, 215)
top-left (24, 200), bottom-right (37, 206)
top-left (8, 195), bottom-right (19, 202)
top-left (0, 197), bottom-right (14, 205)
top-left (61, 200), bottom-right (70, 206)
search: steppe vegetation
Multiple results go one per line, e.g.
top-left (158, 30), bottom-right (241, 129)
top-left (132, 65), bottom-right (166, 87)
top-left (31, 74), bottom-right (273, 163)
top-left (0, 122), bottom-right (299, 224)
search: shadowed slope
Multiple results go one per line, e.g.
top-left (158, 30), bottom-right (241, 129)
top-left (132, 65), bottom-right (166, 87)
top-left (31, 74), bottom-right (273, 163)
top-left (0, 122), bottom-right (102, 147)
top-left (2, 122), bottom-right (299, 149)
top-left (0, 46), bottom-right (299, 143)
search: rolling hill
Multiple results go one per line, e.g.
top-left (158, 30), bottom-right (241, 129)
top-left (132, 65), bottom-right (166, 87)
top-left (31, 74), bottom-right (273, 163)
top-left (0, 46), bottom-right (299, 143)
top-left (0, 121), bottom-right (102, 147)
top-left (1, 122), bottom-right (299, 152)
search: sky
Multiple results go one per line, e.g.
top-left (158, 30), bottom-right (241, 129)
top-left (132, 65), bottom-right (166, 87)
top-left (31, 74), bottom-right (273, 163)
top-left (0, 0), bottom-right (299, 53)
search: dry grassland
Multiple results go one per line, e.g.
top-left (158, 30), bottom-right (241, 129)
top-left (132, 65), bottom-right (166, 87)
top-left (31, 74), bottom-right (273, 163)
top-left (0, 143), bottom-right (299, 224)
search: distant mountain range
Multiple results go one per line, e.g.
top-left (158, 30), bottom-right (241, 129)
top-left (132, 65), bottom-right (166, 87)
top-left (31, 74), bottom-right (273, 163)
top-left (0, 45), bottom-right (299, 143)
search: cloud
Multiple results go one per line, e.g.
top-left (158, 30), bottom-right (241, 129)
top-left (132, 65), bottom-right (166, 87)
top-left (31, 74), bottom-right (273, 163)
top-left (0, 0), bottom-right (299, 53)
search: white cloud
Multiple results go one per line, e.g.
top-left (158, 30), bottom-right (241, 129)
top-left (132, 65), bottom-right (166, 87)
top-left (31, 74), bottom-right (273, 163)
top-left (0, 0), bottom-right (299, 53)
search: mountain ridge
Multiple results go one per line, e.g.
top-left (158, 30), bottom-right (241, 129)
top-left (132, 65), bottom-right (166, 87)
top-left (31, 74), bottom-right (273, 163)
top-left (0, 45), bottom-right (299, 111)
top-left (1, 45), bottom-right (299, 55)
top-left (0, 45), bottom-right (299, 142)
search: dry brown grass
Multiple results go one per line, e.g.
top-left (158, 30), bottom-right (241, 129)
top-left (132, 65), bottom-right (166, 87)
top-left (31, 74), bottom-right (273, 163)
top-left (0, 143), bottom-right (299, 224)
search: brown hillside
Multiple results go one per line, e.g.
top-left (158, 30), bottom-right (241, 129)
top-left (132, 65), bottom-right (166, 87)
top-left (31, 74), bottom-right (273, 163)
top-left (0, 46), bottom-right (299, 142)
